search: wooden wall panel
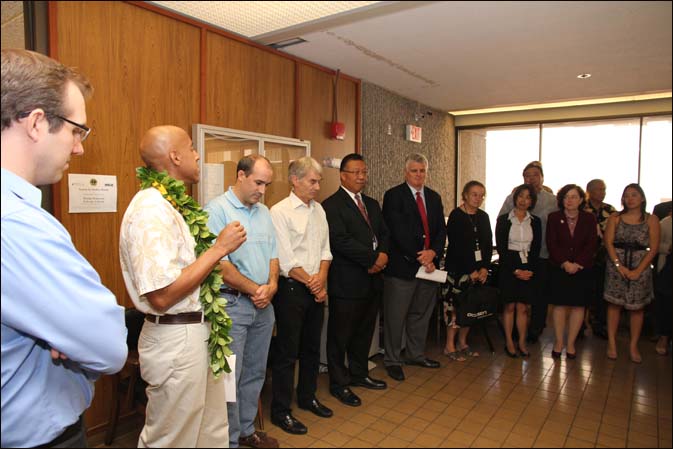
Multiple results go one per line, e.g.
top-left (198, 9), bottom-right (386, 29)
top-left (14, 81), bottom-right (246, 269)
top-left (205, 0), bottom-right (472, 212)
top-left (54, 1), bottom-right (200, 432)
top-left (297, 64), bottom-right (359, 201)
top-left (205, 31), bottom-right (295, 137)
top-left (55, 1), bottom-right (200, 309)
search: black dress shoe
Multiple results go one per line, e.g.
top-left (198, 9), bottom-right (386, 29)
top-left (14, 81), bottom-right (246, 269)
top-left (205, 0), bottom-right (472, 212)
top-left (386, 365), bottom-right (405, 381)
top-left (504, 346), bottom-right (519, 358)
top-left (298, 398), bottom-right (333, 418)
top-left (330, 387), bottom-right (361, 407)
top-left (405, 358), bottom-right (440, 368)
top-left (350, 376), bottom-right (387, 390)
top-left (271, 413), bottom-right (308, 435)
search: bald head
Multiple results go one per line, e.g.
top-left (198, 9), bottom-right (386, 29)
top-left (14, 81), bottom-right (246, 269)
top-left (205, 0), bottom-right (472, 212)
top-left (140, 125), bottom-right (199, 184)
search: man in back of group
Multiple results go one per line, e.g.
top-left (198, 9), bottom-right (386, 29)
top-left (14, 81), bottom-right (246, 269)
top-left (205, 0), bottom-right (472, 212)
top-left (269, 157), bottom-right (333, 435)
top-left (120, 125), bottom-right (247, 447)
top-left (498, 161), bottom-right (557, 343)
top-left (382, 153), bottom-right (446, 381)
top-left (323, 153), bottom-right (390, 405)
top-left (206, 155), bottom-right (279, 449)
top-left (1, 48), bottom-right (127, 448)
top-left (583, 179), bottom-right (617, 338)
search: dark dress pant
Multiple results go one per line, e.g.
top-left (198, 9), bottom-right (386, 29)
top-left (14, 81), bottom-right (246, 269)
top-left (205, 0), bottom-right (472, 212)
top-left (327, 293), bottom-right (380, 389)
top-left (271, 278), bottom-right (324, 418)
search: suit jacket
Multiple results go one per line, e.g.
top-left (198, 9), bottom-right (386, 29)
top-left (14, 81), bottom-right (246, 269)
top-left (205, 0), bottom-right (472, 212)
top-left (546, 210), bottom-right (598, 269)
top-left (382, 183), bottom-right (446, 279)
top-left (322, 187), bottom-right (390, 299)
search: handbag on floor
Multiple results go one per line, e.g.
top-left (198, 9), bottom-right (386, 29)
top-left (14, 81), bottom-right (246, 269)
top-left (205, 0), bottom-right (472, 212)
top-left (454, 282), bottom-right (499, 327)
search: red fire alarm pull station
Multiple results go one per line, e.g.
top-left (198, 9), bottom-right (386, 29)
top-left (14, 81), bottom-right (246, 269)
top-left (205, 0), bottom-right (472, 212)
top-left (331, 69), bottom-right (345, 140)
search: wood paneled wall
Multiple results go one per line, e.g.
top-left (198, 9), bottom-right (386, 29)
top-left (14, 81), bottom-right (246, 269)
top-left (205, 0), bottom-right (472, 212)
top-left (205, 32), bottom-right (295, 136)
top-left (50, 0), bottom-right (359, 434)
top-left (297, 64), bottom-right (359, 202)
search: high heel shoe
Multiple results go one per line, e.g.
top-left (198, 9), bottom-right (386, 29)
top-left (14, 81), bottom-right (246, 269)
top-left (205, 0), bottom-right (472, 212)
top-left (566, 352), bottom-right (576, 360)
top-left (551, 350), bottom-right (562, 359)
top-left (504, 346), bottom-right (519, 358)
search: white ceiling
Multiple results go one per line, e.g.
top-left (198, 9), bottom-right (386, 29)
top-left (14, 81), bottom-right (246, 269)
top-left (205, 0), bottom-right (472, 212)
top-left (150, 1), bottom-right (672, 113)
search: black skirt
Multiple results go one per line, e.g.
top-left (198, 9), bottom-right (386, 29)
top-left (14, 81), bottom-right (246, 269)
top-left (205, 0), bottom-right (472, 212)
top-left (498, 251), bottom-right (537, 304)
top-left (548, 265), bottom-right (593, 307)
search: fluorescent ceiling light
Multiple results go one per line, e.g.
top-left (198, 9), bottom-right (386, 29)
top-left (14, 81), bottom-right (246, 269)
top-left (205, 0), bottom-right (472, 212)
top-left (450, 92), bottom-right (673, 116)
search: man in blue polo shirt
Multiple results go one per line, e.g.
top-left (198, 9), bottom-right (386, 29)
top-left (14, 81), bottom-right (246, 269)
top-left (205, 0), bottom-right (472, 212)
top-left (205, 155), bottom-right (279, 449)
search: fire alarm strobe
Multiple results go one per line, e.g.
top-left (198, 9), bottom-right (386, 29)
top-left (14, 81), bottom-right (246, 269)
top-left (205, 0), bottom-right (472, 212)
top-left (331, 122), bottom-right (345, 140)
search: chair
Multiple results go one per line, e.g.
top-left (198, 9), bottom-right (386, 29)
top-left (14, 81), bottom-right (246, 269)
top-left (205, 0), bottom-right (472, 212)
top-left (105, 308), bottom-right (146, 445)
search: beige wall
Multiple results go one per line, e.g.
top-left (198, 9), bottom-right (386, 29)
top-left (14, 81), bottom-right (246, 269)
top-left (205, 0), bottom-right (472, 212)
top-left (362, 82), bottom-right (456, 213)
top-left (1, 1), bottom-right (24, 49)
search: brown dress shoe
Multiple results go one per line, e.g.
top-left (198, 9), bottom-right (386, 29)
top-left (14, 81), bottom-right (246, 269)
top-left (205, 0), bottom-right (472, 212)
top-left (238, 431), bottom-right (279, 448)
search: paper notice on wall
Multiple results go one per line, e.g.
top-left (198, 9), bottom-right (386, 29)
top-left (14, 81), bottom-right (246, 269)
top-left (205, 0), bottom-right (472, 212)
top-left (203, 163), bottom-right (225, 206)
top-left (68, 174), bottom-right (117, 213)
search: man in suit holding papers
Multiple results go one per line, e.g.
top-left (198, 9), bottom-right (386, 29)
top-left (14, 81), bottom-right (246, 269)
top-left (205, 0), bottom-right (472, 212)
top-left (381, 153), bottom-right (446, 381)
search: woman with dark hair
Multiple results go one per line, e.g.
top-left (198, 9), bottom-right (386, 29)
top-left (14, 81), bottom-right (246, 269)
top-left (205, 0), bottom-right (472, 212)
top-left (496, 184), bottom-right (541, 358)
top-left (547, 184), bottom-right (598, 360)
top-left (604, 183), bottom-right (660, 363)
top-left (443, 181), bottom-right (492, 361)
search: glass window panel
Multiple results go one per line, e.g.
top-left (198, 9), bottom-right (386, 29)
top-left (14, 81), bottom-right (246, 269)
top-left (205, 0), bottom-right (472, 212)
top-left (640, 115), bottom-right (672, 209)
top-left (201, 134), bottom-right (259, 205)
top-left (264, 142), bottom-right (309, 207)
top-left (483, 125), bottom-right (539, 230)
top-left (541, 118), bottom-right (640, 209)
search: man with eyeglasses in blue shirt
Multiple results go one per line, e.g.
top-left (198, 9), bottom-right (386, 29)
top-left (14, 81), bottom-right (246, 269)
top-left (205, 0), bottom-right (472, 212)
top-left (1, 49), bottom-right (127, 448)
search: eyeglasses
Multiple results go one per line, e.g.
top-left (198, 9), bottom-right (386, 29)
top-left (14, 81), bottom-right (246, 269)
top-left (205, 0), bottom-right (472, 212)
top-left (17, 111), bottom-right (91, 142)
top-left (55, 115), bottom-right (91, 142)
top-left (342, 170), bottom-right (369, 176)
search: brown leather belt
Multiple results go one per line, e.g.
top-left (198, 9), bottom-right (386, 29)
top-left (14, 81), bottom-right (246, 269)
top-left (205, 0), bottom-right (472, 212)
top-left (145, 311), bottom-right (204, 325)
top-left (220, 287), bottom-right (241, 296)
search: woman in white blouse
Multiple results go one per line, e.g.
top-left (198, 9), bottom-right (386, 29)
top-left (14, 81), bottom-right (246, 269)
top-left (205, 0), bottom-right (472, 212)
top-left (495, 185), bottom-right (542, 358)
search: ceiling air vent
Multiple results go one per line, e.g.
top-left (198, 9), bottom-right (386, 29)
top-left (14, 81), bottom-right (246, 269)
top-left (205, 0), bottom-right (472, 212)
top-left (268, 37), bottom-right (307, 50)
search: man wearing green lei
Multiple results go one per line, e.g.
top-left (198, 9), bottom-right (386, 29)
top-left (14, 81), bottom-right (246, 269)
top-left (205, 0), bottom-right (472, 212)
top-left (120, 125), bottom-right (246, 448)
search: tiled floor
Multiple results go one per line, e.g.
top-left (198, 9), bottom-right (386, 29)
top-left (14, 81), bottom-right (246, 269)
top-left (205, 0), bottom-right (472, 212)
top-left (98, 320), bottom-right (672, 448)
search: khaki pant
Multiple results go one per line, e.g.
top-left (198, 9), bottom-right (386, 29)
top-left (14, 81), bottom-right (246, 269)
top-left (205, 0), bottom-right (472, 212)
top-left (138, 321), bottom-right (229, 448)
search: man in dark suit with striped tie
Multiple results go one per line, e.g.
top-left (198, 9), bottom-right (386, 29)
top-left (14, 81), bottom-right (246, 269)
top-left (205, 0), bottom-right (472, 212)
top-left (382, 153), bottom-right (446, 381)
top-left (322, 153), bottom-right (390, 407)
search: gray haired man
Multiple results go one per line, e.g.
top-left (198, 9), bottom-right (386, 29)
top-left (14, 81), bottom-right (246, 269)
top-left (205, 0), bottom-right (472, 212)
top-left (269, 157), bottom-right (333, 435)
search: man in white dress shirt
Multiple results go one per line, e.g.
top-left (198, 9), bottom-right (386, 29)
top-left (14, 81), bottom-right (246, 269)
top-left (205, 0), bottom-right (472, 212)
top-left (269, 157), bottom-right (333, 435)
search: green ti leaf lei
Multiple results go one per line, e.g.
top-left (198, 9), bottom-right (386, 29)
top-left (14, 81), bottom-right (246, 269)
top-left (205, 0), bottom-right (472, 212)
top-left (136, 167), bottom-right (233, 377)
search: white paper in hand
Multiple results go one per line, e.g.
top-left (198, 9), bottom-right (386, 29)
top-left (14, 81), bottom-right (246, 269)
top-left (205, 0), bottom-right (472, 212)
top-left (415, 266), bottom-right (448, 283)
top-left (224, 354), bottom-right (236, 403)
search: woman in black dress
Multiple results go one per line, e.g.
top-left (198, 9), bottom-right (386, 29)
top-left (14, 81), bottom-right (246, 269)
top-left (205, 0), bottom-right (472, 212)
top-left (496, 184), bottom-right (541, 358)
top-left (444, 181), bottom-right (493, 361)
top-left (547, 184), bottom-right (597, 360)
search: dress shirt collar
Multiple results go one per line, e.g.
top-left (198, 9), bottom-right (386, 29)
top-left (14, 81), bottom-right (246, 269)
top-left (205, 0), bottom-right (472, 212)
top-left (340, 185), bottom-right (364, 203)
top-left (289, 190), bottom-right (314, 210)
top-left (406, 182), bottom-right (425, 198)
top-left (508, 209), bottom-right (531, 223)
top-left (1, 167), bottom-right (42, 207)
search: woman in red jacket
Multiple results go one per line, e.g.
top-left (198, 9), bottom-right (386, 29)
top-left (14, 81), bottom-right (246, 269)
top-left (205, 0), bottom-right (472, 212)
top-left (547, 184), bottom-right (598, 360)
